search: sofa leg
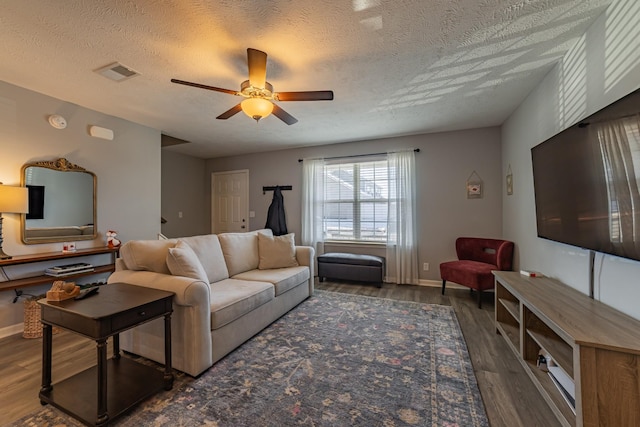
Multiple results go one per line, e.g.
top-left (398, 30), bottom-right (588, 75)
top-left (441, 280), bottom-right (446, 295)
top-left (477, 289), bottom-right (482, 308)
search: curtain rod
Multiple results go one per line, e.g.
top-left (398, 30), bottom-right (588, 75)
top-left (298, 148), bottom-right (420, 163)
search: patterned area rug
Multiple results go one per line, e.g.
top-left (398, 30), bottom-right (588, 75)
top-left (15, 290), bottom-right (488, 426)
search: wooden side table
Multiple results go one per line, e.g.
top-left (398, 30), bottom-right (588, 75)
top-left (38, 283), bottom-right (174, 426)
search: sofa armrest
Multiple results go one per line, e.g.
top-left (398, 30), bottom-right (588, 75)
top-left (295, 245), bottom-right (315, 294)
top-left (295, 246), bottom-right (315, 272)
top-left (108, 270), bottom-right (210, 307)
top-left (108, 270), bottom-right (213, 376)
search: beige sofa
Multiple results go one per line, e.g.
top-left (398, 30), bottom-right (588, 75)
top-left (107, 229), bottom-right (314, 376)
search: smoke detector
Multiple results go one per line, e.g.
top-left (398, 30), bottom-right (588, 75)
top-left (48, 114), bottom-right (67, 129)
top-left (94, 62), bottom-right (140, 82)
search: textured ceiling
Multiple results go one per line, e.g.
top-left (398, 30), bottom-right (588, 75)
top-left (1, 0), bottom-right (613, 158)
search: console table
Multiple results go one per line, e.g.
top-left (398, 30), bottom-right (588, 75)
top-left (38, 283), bottom-right (174, 426)
top-left (0, 247), bottom-right (118, 292)
top-left (494, 271), bottom-right (640, 427)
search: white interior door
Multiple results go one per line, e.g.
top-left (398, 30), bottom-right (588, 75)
top-left (212, 170), bottom-right (249, 233)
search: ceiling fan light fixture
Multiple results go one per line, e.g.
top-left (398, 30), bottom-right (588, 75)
top-left (241, 97), bottom-right (273, 122)
top-left (171, 48), bottom-right (333, 125)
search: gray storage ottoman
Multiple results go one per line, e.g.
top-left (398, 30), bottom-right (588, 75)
top-left (317, 252), bottom-right (385, 287)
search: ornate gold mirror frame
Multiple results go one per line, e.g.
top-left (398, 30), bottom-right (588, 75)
top-left (20, 158), bottom-right (97, 244)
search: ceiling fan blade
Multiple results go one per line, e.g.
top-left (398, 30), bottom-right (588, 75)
top-left (274, 91), bottom-right (334, 101)
top-left (216, 104), bottom-right (243, 120)
top-left (171, 79), bottom-right (239, 95)
top-left (272, 104), bottom-right (298, 125)
top-left (247, 48), bottom-right (267, 89)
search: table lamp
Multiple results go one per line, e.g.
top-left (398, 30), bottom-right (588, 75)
top-left (0, 183), bottom-right (29, 260)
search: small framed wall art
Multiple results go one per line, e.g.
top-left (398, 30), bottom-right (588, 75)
top-left (466, 171), bottom-right (483, 199)
top-left (506, 165), bottom-right (513, 195)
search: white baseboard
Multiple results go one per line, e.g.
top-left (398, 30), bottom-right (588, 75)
top-left (417, 279), bottom-right (440, 287)
top-left (382, 278), bottom-right (468, 290)
top-left (318, 275), bottom-right (472, 290)
top-left (418, 279), bottom-right (468, 290)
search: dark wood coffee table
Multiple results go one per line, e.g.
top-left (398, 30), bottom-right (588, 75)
top-left (38, 282), bottom-right (174, 426)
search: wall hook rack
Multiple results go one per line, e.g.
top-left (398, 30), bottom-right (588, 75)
top-left (262, 185), bottom-right (292, 195)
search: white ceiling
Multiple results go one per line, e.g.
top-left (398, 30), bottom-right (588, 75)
top-left (1, 0), bottom-right (613, 159)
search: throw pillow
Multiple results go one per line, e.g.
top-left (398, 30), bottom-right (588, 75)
top-left (120, 239), bottom-right (177, 274)
top-left (258, 233), bottom-right (299, 270)
top-left (218, 232), bottom-right (260, 276)
top-left (166, 240), bottom-right (209, 283)
top-left (180, 234), bottom-right (229, 283)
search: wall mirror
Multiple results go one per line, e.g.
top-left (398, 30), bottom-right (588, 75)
top-left (20, 158), bottom-right (97, 244)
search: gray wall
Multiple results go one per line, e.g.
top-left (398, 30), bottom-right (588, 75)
top-left (206, 127), bottom-right (503, 282)
top-left (161, 150), bottom-right (208, 238)
top-left (502, 0), bottom-right (640, 319)
top-left (0, 80), bottom-right (161, 336)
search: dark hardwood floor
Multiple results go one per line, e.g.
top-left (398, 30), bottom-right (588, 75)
top-left (0, 281), bottom-right (559, 426)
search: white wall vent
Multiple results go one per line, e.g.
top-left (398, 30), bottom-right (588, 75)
top-left (94, 62), bottom-right (140, 82)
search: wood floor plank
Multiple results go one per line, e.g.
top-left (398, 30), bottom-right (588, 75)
top-left (0, 330), bottom-right (111, 425)
top-left (0, 281), bottom-right (558, 426)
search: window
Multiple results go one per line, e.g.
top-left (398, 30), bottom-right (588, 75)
top-left (323, 159), bottom-right (389, 242)
top-left (302, 150), bottom-right (418, 284)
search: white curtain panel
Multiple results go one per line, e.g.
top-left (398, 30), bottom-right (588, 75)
top-left (596, 116), bottom-right (640, 254)
top-left (386, 150), bottom-right (419, 285)
top-left (301, 158), bottom-right (325, 256)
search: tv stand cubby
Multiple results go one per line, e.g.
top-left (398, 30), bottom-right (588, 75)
top-left (493, 271), bottom-right (640, 427)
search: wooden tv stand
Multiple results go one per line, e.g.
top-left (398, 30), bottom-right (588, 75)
top-left (493, 271), bottom-right (640, 427)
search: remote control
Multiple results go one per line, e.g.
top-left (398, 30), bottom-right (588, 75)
top-left (75, 286), bottom-right (99, 300)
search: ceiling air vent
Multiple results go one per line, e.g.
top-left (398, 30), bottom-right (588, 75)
top-left (94, 62), bottom-right (140, 82)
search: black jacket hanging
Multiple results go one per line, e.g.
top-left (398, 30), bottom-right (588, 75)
top-left (265, 186), bottom-right (288, 236)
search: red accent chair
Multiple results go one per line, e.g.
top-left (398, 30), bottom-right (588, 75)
top-left (440, 237), bottom-right (514, 308)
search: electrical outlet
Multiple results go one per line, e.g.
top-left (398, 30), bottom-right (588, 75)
top-left (178, 211), bottom-right (183, 219)
top-left (423, 262), bottom-right (429, 271)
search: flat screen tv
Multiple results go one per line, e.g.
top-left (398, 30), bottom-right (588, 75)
top-left (26, 184), bottom-right (45, 220)
top-left (531, 87), bottom-right (640, 262)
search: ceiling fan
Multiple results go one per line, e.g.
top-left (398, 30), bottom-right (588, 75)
top-left (171, 48), bottom-right (334, 125)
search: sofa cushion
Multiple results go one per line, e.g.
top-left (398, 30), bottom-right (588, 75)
top-left (318, 252), bottom-right (384, 267)
top-left (218, 232), bottom-right (260, 276)
top-left (120, 239), bottom-right (177, 274)
top-left (209, 279), bottom-right (274, 329)
top-left (233, 266), bottom-right (309, 296)
top-left (258, 233), bottom-right (299, 270)
top-left (180, 234), bottom-right (230, 283)
top-left (166, 240), bottom-right (209, 283)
